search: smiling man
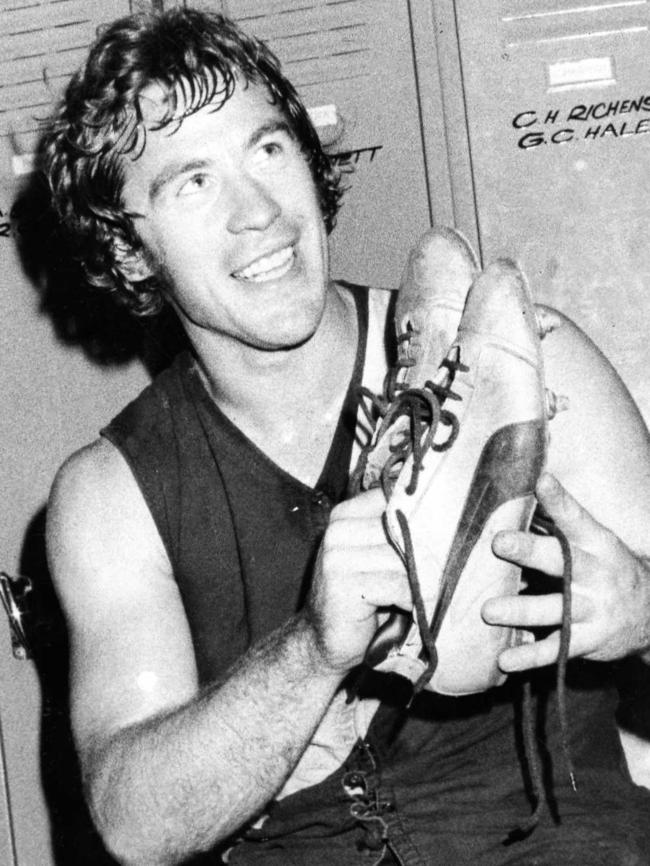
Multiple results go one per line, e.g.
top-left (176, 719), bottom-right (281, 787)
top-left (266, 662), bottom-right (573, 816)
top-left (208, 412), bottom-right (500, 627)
top-left (42, 7), bottom-right (650, 866)
top-left (122, 86), bottom-right (331, 355)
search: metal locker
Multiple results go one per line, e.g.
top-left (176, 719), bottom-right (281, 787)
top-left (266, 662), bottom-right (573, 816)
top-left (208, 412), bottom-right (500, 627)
top-left (450, 0), bottom-right (650, 424)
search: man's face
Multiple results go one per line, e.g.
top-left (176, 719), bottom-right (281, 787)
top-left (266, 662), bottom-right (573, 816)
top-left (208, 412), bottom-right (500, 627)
top-left (120, 79), bottom-right (330, 353)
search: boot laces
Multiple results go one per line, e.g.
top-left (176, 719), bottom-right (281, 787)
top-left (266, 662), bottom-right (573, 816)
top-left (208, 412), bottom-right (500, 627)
top-left (350, 345), bottom-right (466, 501)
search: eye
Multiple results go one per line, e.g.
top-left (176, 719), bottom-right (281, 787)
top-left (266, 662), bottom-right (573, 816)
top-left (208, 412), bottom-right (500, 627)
top-left (260, 140), bottom-right (284, 159)
top-left (253, 131), bottom-right (297, 167)
top-left (177, 172), bottom-right (212, 197)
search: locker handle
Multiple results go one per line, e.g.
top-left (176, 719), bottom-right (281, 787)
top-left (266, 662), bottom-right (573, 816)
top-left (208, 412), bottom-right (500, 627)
top-left (0, 572), bottom-right (32, 660)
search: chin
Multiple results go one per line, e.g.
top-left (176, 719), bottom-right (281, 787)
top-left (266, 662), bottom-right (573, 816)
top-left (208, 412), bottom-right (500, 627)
top-left (253, 311), bottom-right (321, 351)
top-left (258, 325), bottom-right (318, 352)
top-left (262, 295), bottom-right (325, 347)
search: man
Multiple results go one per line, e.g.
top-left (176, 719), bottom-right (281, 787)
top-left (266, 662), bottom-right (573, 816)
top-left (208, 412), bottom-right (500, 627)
top-left (43, 7), bottom-right (650, 865)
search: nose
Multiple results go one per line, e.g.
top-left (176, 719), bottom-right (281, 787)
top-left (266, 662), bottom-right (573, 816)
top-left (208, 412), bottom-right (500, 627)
top-left (225, 173), bottom-right (281, 234)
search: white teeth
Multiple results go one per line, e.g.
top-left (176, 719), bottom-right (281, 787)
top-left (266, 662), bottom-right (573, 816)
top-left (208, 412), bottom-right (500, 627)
top-left (234, 246), bottom-right (295, 282)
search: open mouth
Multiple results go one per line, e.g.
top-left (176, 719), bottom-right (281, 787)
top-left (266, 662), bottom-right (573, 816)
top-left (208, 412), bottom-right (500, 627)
top-left (233, 245), bottom-right (296, 283)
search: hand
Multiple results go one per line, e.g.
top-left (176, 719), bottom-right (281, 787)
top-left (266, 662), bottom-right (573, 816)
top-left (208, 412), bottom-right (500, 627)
top-left (304, 487), bottom-right (410, 675)
top-left (482, 472), bottom-right (650, 672)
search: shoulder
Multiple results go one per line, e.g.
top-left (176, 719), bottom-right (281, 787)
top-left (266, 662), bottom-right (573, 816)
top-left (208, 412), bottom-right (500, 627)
top-left (49, 438), bottom-right (121, 526)
top-left (46, 436), bottom-right (167, 626)
top-left (49, 436), bottom-right (155, 520)
top-left (47, 437), bottom-right (171, 602)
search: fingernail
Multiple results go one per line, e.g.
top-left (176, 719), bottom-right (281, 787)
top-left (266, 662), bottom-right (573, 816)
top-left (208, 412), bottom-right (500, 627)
top-left (481, 601), bottom-right (496, 624)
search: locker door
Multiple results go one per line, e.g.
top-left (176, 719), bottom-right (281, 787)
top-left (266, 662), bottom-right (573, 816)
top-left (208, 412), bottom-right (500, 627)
top-left (453, 0), bottom-right (650, 423)
top-left (1, 2), bottom-right (150, 864)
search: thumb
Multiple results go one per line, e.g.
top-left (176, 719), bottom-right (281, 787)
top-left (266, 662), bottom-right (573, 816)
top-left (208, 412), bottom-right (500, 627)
top-left (535, 472), bottom-right (601, 549)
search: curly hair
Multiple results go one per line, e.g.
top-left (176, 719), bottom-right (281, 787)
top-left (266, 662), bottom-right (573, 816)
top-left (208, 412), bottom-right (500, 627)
top-left (41, 7), bottom-right (344, 316)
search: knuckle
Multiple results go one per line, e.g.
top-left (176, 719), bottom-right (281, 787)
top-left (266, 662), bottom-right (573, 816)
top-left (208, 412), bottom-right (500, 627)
top-left (319, 544), bottom-right (345, 574)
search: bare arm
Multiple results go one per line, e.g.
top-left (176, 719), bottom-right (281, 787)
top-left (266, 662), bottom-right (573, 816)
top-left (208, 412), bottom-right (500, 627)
top-left (47, 438), bottom-right (408, 866)
top-left (483, 307), bottom-right (650, 667)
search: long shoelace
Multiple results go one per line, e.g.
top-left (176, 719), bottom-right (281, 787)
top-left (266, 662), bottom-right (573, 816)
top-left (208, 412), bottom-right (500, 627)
top-left (353, 339), bottom-right (577, 837)
top-left (511, 511), bottom-right (577, 839)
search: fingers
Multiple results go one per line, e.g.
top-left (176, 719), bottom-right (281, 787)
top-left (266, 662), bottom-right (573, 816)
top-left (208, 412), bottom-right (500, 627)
top-left (535, 472), bottom-right (607, 551)
top-left (492, 473), bottom-right (611, 576)
top-left (313, 487), bottom-right (412, 628)
top-left (319, 518), bottom-right (410, 610)
top-left (332, 487), bottom-right (387, 520)
top-left (482, 591), bottom-right (591, 629)
top-left (491, 475), bottom-right (578, 575)
top-left (325, 492), bottom-right (391, 550)
top-left (308, 495), bottom-right (412, 672)
top-left (323, 544), bottom-right (406, 590)
top-left (498, 630), bottom-right (567, 672)
top-left (492, 530), bottom-right (566, 576)
top-left (353, 569), bottom-right (413, 611)
top-left (492, 473), bottom-right (620, 593)
top-left (324, 516), bottom-right (391, 551)
top-left (496, 618), bottom-right (606, 671)
top-left (483, 593), bottom-right (561, 628)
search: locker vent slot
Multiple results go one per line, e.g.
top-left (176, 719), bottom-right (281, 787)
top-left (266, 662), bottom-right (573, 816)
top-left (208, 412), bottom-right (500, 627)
top-left (0, 0), bottom-right (133, 145)
top-left (224, 0), bottom-right (372, 89)
top-left (500, 1), bottom-right (649, 47)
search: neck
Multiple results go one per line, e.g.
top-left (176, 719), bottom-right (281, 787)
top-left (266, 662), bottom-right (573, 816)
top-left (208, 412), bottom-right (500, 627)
top-left (186, 283), bottom-right (359, 485)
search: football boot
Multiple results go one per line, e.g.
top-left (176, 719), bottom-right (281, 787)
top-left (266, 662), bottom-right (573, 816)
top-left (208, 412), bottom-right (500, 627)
top-left (355, 225), bottom-right (479, 494)
top-left (367, 259), bottom-right (548, 695)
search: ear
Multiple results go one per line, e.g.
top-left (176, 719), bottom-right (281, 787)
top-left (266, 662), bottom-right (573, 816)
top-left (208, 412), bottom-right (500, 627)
top-left (113, 240), bottom-right (154, 282)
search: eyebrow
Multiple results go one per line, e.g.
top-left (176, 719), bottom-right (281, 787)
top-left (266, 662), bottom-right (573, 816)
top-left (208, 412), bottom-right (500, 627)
top-left (247, 119), bottom-right (294, 148)
top-left (149, 158), bottom-right (211, 203)
top-left (147, 119), bottom-right (295, 203)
